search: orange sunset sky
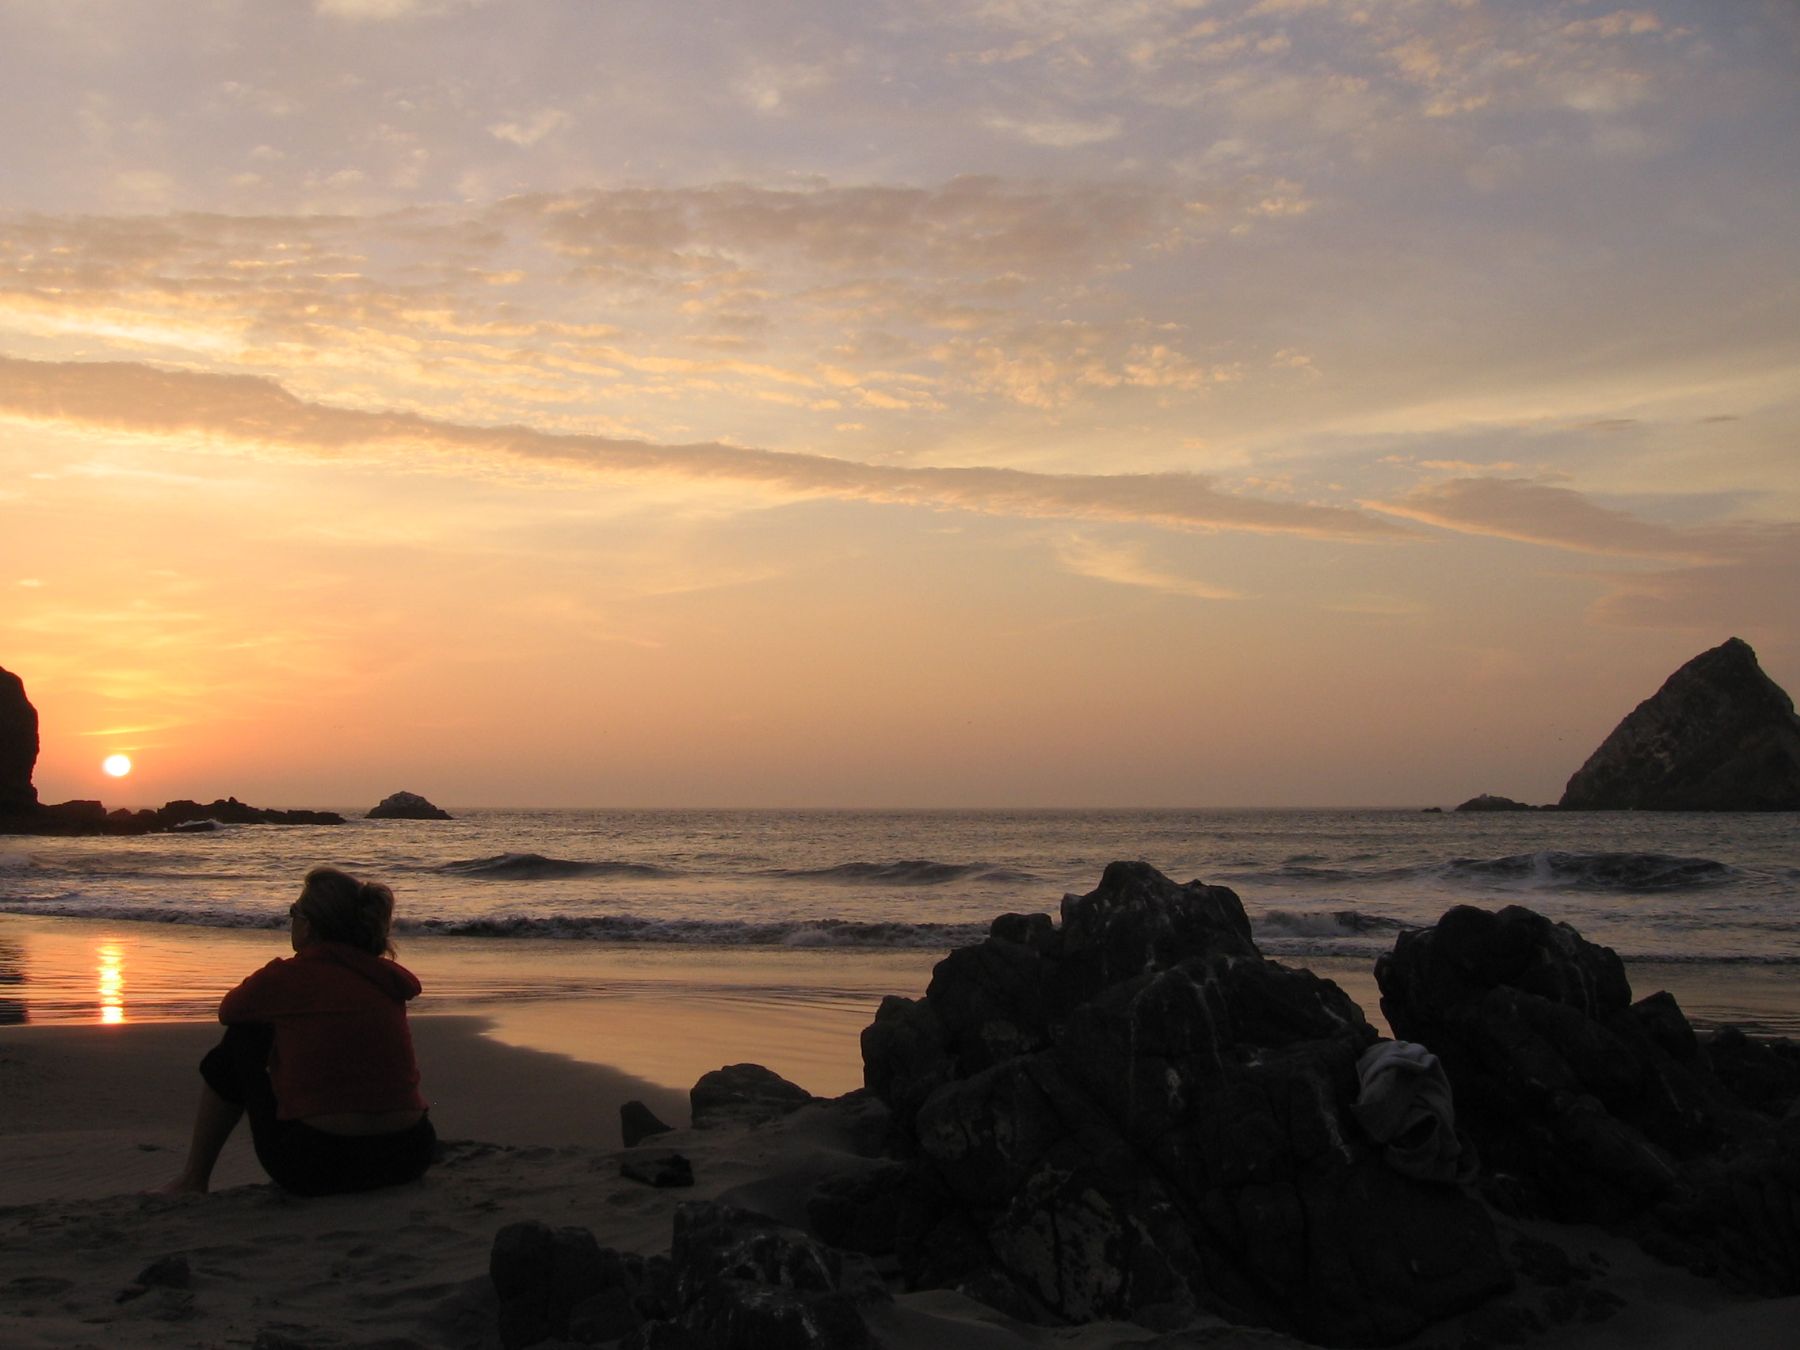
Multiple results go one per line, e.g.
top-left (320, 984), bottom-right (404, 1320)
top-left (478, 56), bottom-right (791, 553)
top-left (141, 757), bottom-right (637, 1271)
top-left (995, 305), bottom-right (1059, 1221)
top-left (2, 1), bottom-right (1796, 809)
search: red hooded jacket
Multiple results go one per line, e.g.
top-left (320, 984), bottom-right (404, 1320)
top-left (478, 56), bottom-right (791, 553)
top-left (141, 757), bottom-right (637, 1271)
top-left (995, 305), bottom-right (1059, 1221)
top-left (219, 942), bottom-right (428, 1120)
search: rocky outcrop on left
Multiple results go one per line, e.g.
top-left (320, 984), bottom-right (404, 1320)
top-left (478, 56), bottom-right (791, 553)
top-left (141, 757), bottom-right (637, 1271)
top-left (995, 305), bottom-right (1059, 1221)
top-left (0, 667), bottom-right (345, 834)
top-left (1378, 903), bottom-right (1800, 1293)
top-left (366, 790), bottom-right (452, 820)
top-left (857, 861), bottom-right (1510, 1346)
top-left (1560, 637), bottom-right (1800, 810)
top-left (0, 666), bottom-right (38, 814)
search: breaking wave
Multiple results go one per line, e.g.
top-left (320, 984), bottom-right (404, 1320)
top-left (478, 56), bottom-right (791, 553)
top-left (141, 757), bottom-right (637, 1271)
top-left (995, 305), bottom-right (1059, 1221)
top-left (0, 895), bottom-right (985, 949)
top-left (441, 853), bottom-right (674, 880)
top-left (1254, 909), bottom-right (1407, 939)
top-left (409, 913), bottom-right (988, 948)
top-left (770, 860), bottom-right (1036, 886)
top-left (1441, 850), bottom-right (1733, 892)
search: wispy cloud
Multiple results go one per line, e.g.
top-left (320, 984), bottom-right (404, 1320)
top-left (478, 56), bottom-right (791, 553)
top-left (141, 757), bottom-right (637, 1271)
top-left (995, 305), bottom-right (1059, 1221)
top-left (489, 109), bottom-right (571, 148)
top-left (0, 355), bottom-right (1409, 540)
top-left (1365, 474), bottom-right (1799, 641)
top-left (1365, 476), bottom-right (1722, 562)
top-left (1055, 535), bottom-right (1242, 599)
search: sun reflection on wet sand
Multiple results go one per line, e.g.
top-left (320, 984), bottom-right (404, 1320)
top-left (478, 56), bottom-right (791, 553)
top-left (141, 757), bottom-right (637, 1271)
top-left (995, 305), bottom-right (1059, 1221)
top-left (96, 944), bottom-right (125, 1024)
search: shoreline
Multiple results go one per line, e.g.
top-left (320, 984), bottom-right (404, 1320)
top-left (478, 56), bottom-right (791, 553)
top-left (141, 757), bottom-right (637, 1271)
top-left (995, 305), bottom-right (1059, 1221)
top-left (7, 913), bottom-right (1799, 1103)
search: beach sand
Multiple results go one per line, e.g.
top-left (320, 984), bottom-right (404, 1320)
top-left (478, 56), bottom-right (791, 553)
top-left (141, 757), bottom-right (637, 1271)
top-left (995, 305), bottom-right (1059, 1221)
top-left (4, 1018), bottom-right (1800, 1349)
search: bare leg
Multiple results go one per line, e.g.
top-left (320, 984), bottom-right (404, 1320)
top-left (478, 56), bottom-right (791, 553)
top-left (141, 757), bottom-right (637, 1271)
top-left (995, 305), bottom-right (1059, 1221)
top-left (149, 1084), bottom-right (244, 1195)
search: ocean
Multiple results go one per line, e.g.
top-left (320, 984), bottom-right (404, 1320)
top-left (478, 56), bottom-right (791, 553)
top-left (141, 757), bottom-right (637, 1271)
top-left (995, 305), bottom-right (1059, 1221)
top-left (3, 808), bottom-right (1796, 1093)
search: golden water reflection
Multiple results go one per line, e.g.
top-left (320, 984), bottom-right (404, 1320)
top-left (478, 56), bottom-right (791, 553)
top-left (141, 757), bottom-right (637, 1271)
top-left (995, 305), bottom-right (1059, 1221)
top-left (97, 943), bottom-right (125, 1024)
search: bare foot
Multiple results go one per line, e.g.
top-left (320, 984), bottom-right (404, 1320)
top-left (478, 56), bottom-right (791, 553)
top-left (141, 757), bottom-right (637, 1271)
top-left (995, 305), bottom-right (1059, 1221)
top-left (143, 1175), bottom-right (208, 1196)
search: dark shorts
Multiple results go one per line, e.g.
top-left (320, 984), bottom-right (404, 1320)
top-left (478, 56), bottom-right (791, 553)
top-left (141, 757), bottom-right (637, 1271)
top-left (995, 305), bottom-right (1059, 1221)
top-left (199, 1023), bottom-right (436, 1198)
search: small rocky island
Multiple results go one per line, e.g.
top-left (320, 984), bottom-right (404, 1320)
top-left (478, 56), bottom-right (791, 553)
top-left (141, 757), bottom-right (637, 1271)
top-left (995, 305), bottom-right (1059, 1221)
top-left (0, 665), bottom-right (344, 835)
top-left (367, 790), bottom-right (453, 820)
top-left (1452, 793), bottom-right (1541, 812)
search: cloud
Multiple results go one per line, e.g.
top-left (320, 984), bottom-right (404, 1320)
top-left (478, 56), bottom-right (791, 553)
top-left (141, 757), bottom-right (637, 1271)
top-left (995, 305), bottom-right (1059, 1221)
top-left (1056, 535), bottom-right (1242, 599)
top-left (983, 111), bottom-right (1125, 147)
top-left (0, 175), bottom-right (1314, 438)
top-left (314, 0), bottom-right (459, 19)
top-left (1365, 476), bottom-right (1722, 562)
top-left (1366, 474), bottom-right (1799, 641)
top-left (1587, 527), bottom-right (1800, 637)
top-left (0, 356), bottom-right (1410, 541)
top-left (489, 109), bottom-right (571, 148)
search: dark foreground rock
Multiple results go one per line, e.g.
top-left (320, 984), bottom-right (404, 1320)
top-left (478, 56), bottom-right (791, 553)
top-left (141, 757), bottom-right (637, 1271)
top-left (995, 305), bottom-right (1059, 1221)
top-left (1378, 903), bottom-right (1800, 1293)
top-left (491, 1203), bottom-right (881, 1350)
top-left (690, 1063), bottom-right (813, 1129)
top-left (858, 860), bottom-right (1510, 1345)
top-left (367, 789), bottom-right (453, 820)
top-left (1559, 637), bottom-right (1800, 810)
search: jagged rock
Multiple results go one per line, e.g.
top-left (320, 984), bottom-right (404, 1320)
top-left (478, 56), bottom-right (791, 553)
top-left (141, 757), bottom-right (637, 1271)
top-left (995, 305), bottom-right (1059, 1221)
top-left (621, 1099), bottom-right (676, 1147)
top-left (620, 1151), bottom-right (694, 1188)
top-left (0, 666), bottom-right (38, 814)
top-left (367, 790), bottom-right (453, 820)
top-left (490, 1221), bottom-right (638, 1350)
top-left (489, 1205), bottom-right (875, 1350)
top-left (1704, 1026), bottom-right (1800, 1118)
top-left (1453, 794), bottom-right (1541, 812)
top-left (859, 860), bottom-right (1510, 1346)
top-left (806, 1161), bottom-right (910, 1256)
top-left (3, 795), bottom-right (345, 835)
top-left (689, 1063), bottom-right (813, 1128)
top-left (1560, 637), bottom-right (1800, 810)
top-left (1377, 903), bottom-right (1800, 1293)
top-left (670, 1202), bottom-right (877, 1350)
top-left (157, 798), bottom-right (343, 828)
top-left (133, 1254), bottom-right (191, 1289)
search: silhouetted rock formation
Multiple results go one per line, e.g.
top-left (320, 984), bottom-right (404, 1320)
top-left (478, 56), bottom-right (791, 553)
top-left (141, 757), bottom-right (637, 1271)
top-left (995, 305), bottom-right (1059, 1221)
top-left (620, 1099), bottom-right (675, 1148)
top-left (857, 861), bottom-right (1509, 1345)
top-left (0, 667), bottom-right (345, 834)
top-left (0, 666), bottom-right (39, 814)
top-left (366, 790), bottom-right (452, 820)
top-left (1560, 637), bottom-right (1800, 810)
top-left (1378, 903), bottom-right (1800, 1294)
top-left (4, 796), bottom-right (344, 835)
top-left (1453, 793), bottom-right (1541, 812)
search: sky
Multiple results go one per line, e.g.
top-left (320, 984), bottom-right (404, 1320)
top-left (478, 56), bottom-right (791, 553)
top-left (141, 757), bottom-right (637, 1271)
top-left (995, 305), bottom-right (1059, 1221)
top-left (1, 0), bottom-right (1796, 809)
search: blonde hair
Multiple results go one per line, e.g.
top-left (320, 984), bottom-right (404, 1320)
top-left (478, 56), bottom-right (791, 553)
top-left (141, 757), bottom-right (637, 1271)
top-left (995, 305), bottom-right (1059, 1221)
top-left (295, 866), bottom-right (396, 957)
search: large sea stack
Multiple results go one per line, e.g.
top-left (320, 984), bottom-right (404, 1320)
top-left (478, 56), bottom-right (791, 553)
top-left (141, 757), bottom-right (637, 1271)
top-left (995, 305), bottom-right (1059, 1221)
top-left (1559, 637), bottom-right (1800, 810)
top-left (0, 665), bottom-right (40, 814)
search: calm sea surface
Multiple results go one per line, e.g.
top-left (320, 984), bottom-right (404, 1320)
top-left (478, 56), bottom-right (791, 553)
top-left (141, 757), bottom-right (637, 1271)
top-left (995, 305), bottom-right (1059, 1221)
top-left (2, 808), bottom-right (1796, 1067)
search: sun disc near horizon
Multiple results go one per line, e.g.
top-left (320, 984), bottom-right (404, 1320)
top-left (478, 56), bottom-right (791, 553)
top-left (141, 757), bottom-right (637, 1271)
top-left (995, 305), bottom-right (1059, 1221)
top-left (102, 754), bottom-right (132, 778)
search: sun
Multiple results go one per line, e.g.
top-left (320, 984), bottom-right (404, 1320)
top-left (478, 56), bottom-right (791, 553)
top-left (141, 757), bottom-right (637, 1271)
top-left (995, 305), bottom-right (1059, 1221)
top-left (102, 754), bottom-right (133, 778)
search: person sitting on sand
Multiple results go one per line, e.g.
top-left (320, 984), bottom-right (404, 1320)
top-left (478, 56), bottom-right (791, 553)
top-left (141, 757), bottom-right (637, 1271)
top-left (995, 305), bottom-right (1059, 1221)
top-left (155, 866), bottom-right (434, 1197)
